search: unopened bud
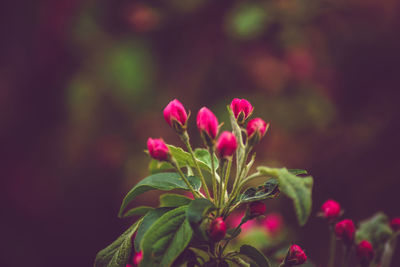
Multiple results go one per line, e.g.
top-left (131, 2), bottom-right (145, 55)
top-left (335, 219), bottom-right (355, 246)
top-left (320, 199), bottom-right (341, 221)
top-left (356, 240), bottom-right (374, 266)
top-left (390, 217), bottom-right (400, 232)
top-left (230, 98), bottom-right (253, 126)
top-left (216, 131), bottom-right (237, 159)
top-left (163, 99), bottom-right (188, 134)
top-left (197, 107), bottom-right (219, 147)
top-left (147, 138), bottom-right (170, 161)
top-left (208, 217), bottom-right (226, 241)
top-left (283, 244), bottom-right (307, 266)
top-left (248, 201), bottom-right (266, 217)
top-left (246, 118), bottom-right (269, 146)
top-left (132, 250), bottom-right (143, 266)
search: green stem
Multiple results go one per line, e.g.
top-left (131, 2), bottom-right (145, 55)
top-left (381, 235), bottom-right (398, 267)
top-left (220, 220), bottom-right (244, 256)
top-left (220, 159), bottom-right (232, 209)
top-left (224, 148), bottom-right (250, 212)
top-left (180, 132), bottom-right (212, 200)
top-left (209, 147), bottom-right (218, 205)
top-left (342, 245), bottom-right (351, 267)
top-left (171, 159), bottom-right (199, 198)
top-left (328, 226), bottom-right (337, 267)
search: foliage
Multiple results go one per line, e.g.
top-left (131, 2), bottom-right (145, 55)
top-left (95, 99), bottom-right (314, 267)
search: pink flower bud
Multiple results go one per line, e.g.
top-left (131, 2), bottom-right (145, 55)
top-left (284, 244), bottom-right (307, 265)
top-left (230, 98), bottom-right (253, 125)
top-left (246, 118), bottom-right (269, 146)
top-left (356, 240), bottom-right (374, 266)
top-left (132, 251), bottom-right (143, 266)
top-left (321, 199), bottom-right (341, 220)
top-left (216, 131), bottom-right (237, 158)
top-left (335, 219), bottom-right (355, 245)
top-left (147, 138), bottom-right (169, 161)
top-left (262, 213), bottom-right (283, 235)
top-left (390, 217), bottom-right (400, 232)
top-left (197, 107), bottom-right (219, 146)
top-left (163, 99), bottom-right (188, 134)
top-left (208, 217), bottom-right (226, 241)
top-left (248, 201), bottom-right (266, 217)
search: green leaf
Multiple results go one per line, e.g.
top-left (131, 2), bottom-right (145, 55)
top-left (239, 245), bottom-right (271, 267)
top-left (356, 212), bottom-right (393, 252)
top-left (148, 159), bottom-right (173, 174)
top-left (258, 166), bottom-right (313, 226)
top-left (237, 179), bottom-right (280, 203)
top-left (186, 198), bottom-right (216, 225)
top-left (227, 106), bottom-right (246, 178)
top-left (94, 219), bottom-right (142, 267)
top-left (118, 172), bottom-right (201, 217)
top-left (141, 206), bottom-right (193, 267)
top-left (148, 146), bottom-right (219, 174)
top-left (288, 169), bottom-right (308, 176)
top-left (122, 206), bottom-right (154, 218)
top-left (160, 193), bottom-right (192, 207)
top-left (134, 208), bottom-right (172, 252)
top-left (194, 148), bottom-right (219, 171)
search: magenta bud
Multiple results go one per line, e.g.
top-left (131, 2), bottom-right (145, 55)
top-left (246, 118), bottom-right (269, 146)
top-left (356, 240), bottom-right (374, 266)
top-left (335, 219), bottom-right (355, 246)
top-left (208, 217), bottom-right (226, 241)
top-left (390, 217), bottom-right (400, 232)
top-left (230, 98), bottom-right (253, 125)
top-left (163, 99), bottom-right (188, 134)
top-left (196, 107), bottom-right (219, 147)
top-left (284, 244), bottom-right (307, 266)
top-left (132, 251), bottom-right (143, 266)
top-left (216, 131), bottom-right (237, 159)
top-left (248, 201), bottom-right (266, 217)
top-left (321, 199), bottom-right (341, 221)
top-left (147, 138), bottom-right (170, 161)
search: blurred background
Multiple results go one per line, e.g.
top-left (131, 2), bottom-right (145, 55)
top-left (1, 0), bottom-right (400, 266)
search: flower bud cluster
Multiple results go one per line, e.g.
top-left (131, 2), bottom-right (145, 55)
top-left (147, 98), bottom-right (269, 163)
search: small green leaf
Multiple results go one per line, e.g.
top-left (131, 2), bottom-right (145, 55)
top-left (122, 206), bottom-right (154, 218)
top-left (258, 166), bottom-right (313, 226)
top-left (237, 179), bottom-right (280, 203)
top-left (118, 172), bottom-right (201, 217)
top-left (194, 148), bottom-right (219, 170)
top-left (288, 169), bottom-right (308, 176)
top-left (186, 198), bottom-right (216, 225)
top-left (141, 206), bottom-right (193, 267)
top-left (134, 208), bottom-right (172, 252)
top-left (94, 219), bottom-right (142, 267)
top-left (239, 245), bottom-right (271, 267)
top-left (356, 212), bottom-right (393, 254)
top-left (148, 146), bottom-right (219, 174)
top-left (160, 193), bottom-right (192, 207)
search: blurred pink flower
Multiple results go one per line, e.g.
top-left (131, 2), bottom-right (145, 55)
top-left (227, 212), bottom-right (257, 232)
top-left (261, 213), bottom-right (283, 235)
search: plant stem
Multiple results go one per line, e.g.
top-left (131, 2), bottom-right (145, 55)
top-left (209, 147), bottom-right (218, 205)
top-left (328, 225), bottom-right (337, 267)
top-left (224, 148), bottom-right (250, 212)
top-left (220, 159), bottom-right (232, 209)
top-left (220, 220), bottom-right (244, 256)
top-left (180, 132), bottom-right (212, 200)
top-left (342, 244), bottom-right (352, 267)
top-left (381, 235), bottom-right (398, 267)
top-left (171, 159), bottom-right (199, 198)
